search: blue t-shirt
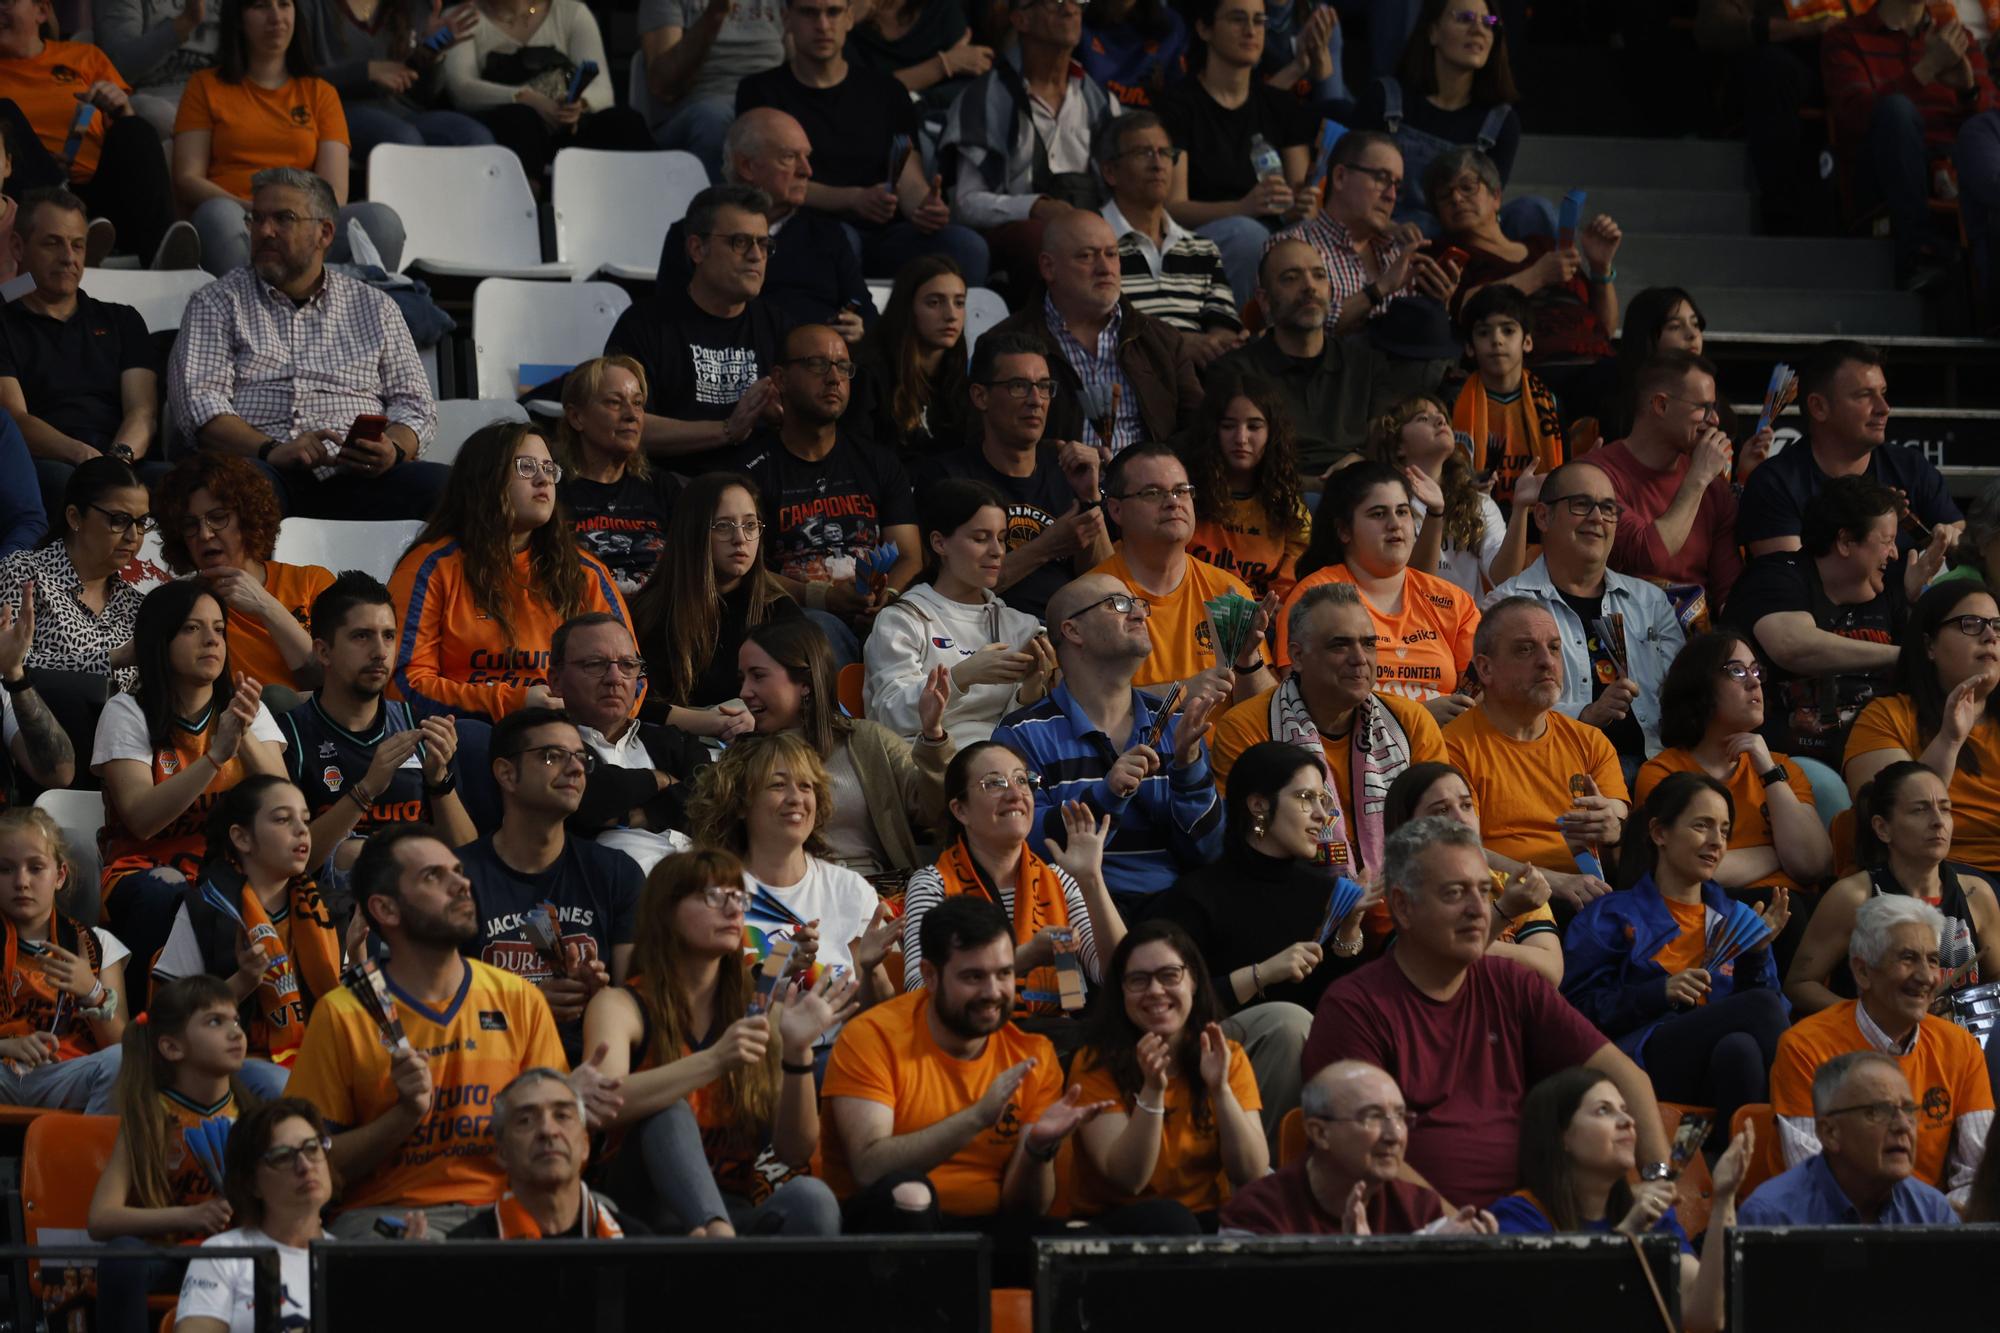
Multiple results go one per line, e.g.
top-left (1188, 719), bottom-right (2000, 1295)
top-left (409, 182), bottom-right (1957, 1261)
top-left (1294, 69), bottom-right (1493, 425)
top-left (1738, 439), bottom-right (1961, 555)
top-left (1489, 1191), bottom-right (1695, 1254)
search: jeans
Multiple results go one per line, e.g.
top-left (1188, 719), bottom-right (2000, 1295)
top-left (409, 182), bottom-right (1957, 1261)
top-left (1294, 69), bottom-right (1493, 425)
top-left (346, 103), bottom-right (496, 165)
top-left (849, 220), bottom-right (993, 288)
top-left (1869, 92), bottom-right (1934, 276)
top-left (621, 1099), bottom-right (843, 1235)
top-left (0, 1043), bottom-right (122, 1112)
top-left (655, 94), bottom-right (734, 181)
top-left (1194, 214), bottom-right (1274, 311)
top-left (248, 456), bottom-right (449, 520)
top-left (1640, 986), bottom-right (1791, 1142)
top-left (190, 196), bottom-right (408, 277)
top-left (0, 100), bottom-right (176, 261)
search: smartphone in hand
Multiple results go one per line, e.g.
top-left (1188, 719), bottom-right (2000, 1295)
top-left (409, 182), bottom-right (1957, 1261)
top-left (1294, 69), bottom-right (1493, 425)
top-left (564, 59), bottom-right (599, 105)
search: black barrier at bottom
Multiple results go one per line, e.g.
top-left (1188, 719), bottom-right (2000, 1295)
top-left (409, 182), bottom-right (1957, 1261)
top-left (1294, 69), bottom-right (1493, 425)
top-left (310, 1234), bottom-right (990, 1333)
top-left (1032, 1234), bottom-right (1685, 1332)
top-left (0, 1244), bottom-right (282, 1333)
top-left (1730, 1225), bottom-right (2000, 1331)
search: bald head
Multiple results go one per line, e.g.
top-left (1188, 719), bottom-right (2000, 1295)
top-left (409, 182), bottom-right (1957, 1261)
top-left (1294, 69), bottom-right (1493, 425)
top-left (1039, 209), bottom-right (1122, 321)
top-left (1302, 1060), bottom-right (1401, 1118)
top-left (1258, 237), bottom-right (1331, 336)
top-left (1046, 573), bottom-right (1127, 630)
top-left (1301, 1060), bottom-right (1409, 1185)
top-left (724, 108), bottom-right (811, 215)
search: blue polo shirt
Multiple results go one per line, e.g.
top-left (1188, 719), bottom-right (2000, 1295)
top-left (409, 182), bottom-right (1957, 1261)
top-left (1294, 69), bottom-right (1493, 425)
top-left (1737, 1153), bottom-right (1958, 1227)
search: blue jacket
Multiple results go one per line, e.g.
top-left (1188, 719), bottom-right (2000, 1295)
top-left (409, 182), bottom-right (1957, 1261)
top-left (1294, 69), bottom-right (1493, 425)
top-left (0, 409), bottom-right (46, 558)
top-left (1561, 875), bottom-right (1786, 1064)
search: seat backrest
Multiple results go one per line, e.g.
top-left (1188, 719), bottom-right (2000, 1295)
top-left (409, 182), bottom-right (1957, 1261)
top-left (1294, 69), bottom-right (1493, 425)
top-left (33, 788), bottom-right (105, 922)
top-left (431, 399), bottom-right (530, 469)
top-left (836, 662), bottom-right (864, 719)
top-left (964, 286), bottom-right (1007, 361)
top-left (273, 517), bottom-right (427, 586)
top-left (1277, 1107), bottom-right (1307, 1168)
top-left (74, 269), bottom-right (214, 333)
top-left (366, 145), bottom-right (542, 273)
top-left (472, 279), bottom-right (632, 400)
top-left (1730, 1102), bottom-right (1780, 1202)
top-left (21, 1113), bottom-right (119, 1241)
top-left (552, 148), bottom-right (707, 277)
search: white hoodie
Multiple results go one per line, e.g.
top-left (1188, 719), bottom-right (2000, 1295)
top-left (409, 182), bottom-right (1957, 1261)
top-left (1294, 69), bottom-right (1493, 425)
top-left (862, 583), bottom-right (1043, 750)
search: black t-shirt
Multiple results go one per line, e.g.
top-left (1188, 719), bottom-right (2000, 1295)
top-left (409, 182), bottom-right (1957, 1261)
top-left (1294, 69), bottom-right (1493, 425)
top-left (1554, 588), bottom-right (1646, 760)
top-left (1738, 441), bottom-right (1962, 557)
top-left (1354, 78), bottom-right (1522, 183)
top-left (0, 293), bottom-right (155, 449)
top-left (689, 582), bottom-right (803, 707)
top-left (604, 286), bottom-right (790, 447)
top-left (559, 471), bottom-right (682, 596)
top-left (1720, 552), bottom-right (1903, 766)
top-left (447, 1195), bottom-right (647, 1239)
top-left (917, 445), bottom-right (1077, 620)
top-left (735, 431), bottom-right (918, 584)
top-left (735, 62), bottom-right (920, 210)
top-left (1154, 78), bottom-right (1312, 206)
top-left (277, 696), bottom-right (446, 834)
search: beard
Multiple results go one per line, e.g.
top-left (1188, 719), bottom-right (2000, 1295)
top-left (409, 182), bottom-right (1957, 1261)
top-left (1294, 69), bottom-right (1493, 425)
top-left (399, 897), bottom-right (478, 949)
top-left (934, 987), bottom-right (1008, 1040)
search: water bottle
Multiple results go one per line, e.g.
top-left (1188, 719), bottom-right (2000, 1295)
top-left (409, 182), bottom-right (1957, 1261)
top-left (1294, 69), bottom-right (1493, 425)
top-left (1248, 133), bottom-right (1282, 182)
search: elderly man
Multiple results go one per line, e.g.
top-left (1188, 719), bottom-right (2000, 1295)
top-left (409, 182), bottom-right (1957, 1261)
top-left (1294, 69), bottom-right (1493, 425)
top-left (1303, 817), bottom-right (1669, 1207)
top-left (984, 209), bottom-right (1202, 453)
top-left (655, 109), bottom-right (872, 340)
top-left (1487, 461), bottom-right (1685, 764)
top-left (993, 572), bottom-right (1226, 916)
top-left (449, 1067), bottom-right (639, 1239)
top-left (1220, 1060), bottom-right (1496, 1235)
top-left (167, 168), bottom-right (444, 520)
top-left (1768, 895), bottom-right (1992, 1209)
top-left (1443, 595), bottom-right (1629, 911)
top-left (1739, 1051), bottom-right (1960, 1226)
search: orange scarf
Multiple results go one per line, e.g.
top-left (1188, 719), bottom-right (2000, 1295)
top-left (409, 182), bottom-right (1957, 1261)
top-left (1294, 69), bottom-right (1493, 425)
top-left (1, 910), bottom-right (102, 1059)
top-left (493, 1188), bottom-right (624, 1239)
top-left (1450, 369), bottom-right (1565, 507)
top-left (935, 839), bottom-right (1073, 1017)
top-left (230, 878), bottom-right (341, 1066)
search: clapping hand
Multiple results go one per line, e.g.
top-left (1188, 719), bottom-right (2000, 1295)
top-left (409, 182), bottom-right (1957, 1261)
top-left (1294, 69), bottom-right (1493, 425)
top-left (1024, 1083), bottom-right (1117, 1155)
top-left (0, 583), bottom-right (32, 681)
top-left (776, 966), bottom-right (863, 1052)
top-left (567, 1041), bottom-right (625, 1128)
top-left (1043, 799), bottom-right (1111, 884)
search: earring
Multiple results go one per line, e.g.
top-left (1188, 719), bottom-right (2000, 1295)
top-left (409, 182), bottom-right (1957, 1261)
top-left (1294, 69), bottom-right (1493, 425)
top-left (1250, 814), bottom-right (1268, 838)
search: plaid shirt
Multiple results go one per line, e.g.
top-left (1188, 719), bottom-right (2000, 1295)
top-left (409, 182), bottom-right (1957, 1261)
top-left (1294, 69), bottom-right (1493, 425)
top-left (168, 265), bottom-right (436, 452)
top-left (1266, 211), bottom-right (1415, 331)
top-left (1042, 293), bottom-right (1142, 453)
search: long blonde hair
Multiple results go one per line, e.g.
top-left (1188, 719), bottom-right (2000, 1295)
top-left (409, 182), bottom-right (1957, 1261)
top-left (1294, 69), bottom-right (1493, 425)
top-left (0, 808), bottom-right (74, 913)
top-left (556, 354), bottom-right (651, 481)
top-left (112, 976), bottom-right (256, 1209)
top-left (1370, 395), bottom-right (1484, 556)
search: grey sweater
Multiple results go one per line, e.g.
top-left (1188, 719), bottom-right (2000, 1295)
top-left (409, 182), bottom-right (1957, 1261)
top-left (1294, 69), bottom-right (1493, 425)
top-left (297, 0), bottom-right (428, 102)
top-left (94, 0), bottom-right (218, 92)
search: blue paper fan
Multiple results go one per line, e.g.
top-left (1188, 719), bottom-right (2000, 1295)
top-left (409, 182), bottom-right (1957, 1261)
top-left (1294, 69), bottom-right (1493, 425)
top-left (1316, 876), bottom-right (1366, 946)
top-left (1572, 849), bottom-right (1605, 880)
top-left (1703, 898), bottom-right (1772, 971)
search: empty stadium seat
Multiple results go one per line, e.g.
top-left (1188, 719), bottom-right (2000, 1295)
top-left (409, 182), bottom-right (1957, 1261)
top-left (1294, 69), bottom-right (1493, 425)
top-left (1277, 1108), bottom-right (1306, 1168)
top-left (63, 269), bottom-right (214, 333)
top-left (432, 399), bottom-right (531, 468)
top-left (273, 517), bottom-right (426, 584)
top-left (21, 1112), bottom-right (118, 1306)
top-left (33, 788), bottom-right (104, 924)
top-left (472, 278), bottom-right (632, 401)
top-left (553, 148), bottom-right (708, 284)
top-left (366, 145), bottom-right (574, 281)
top-left (965, 286), bottom-right (1006, 360)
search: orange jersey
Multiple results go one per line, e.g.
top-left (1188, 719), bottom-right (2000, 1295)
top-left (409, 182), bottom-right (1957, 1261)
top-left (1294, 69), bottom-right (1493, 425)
top-left (1635, 749), bottom-right (1819, 896)
top-left (96, 701), bottom-right (271, 899)
top-left (1845, 696), bottom-right (2000, 872)
top-left (172, 72), bottom-right (347, 200)
top-left (388, 539), bottom-right (636, 722)
top-left (821, 990), bottom-right (1062, 1215)
top-left (0, 42), bottom-right (126, 183)
top-left (1443, 704), bottom-right (1629, 872)
top-left (1209, 687), bottom-right (1445, 800)
top-left (1087, 549), bottom-right (1257, 689)
top-left (0, 919), bottom-right (111, 1060)
top-left (1066, 1039), bottom-right (1260, 1216)
top-left (284, 959), bottom-right (564, 1213)
top-left (1274, 564), bottom-right (1480, 699)
top-left (223, 560), bottom-right (335, 692)
top-left (1187, 494), bottom-right (1311, 605)
top-left (158, 1088), bottom-right (240, 1212)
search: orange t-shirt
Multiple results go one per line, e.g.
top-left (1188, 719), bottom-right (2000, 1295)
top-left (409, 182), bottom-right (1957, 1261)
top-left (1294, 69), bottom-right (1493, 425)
top-left (1769, 1000), bottom-right (1994, 1191)
top-left (1844, 695), bottom-right (2000, 872)
top-left (172, 71), bottom-right (348, 200)
top-left (0, 42), bottom-right (125, 183)
top-left (1635, 749), bottom-right (1820, 896)
top-left (1187, 494), bottom-right (1311, 605)
top-left (1443, 704), bottom-right (1629, 872)
top-left (1210, 688), bottom-right (1446, 807)
top-left (1653, 895), bottom-right (1708, 988)
top-left (223, 559), bottom-right (335, 692)
top-left (98, 710), bottom-right (260, 898)
top-left (821, 990), bottom-right (1062, 1215)
top-left (1066, 1039), bottom-right (1261, 1216)
top-left (1088, 549), bottom-right (1257, 689)
top-left (1274, 564), bottom-right (1480, 700)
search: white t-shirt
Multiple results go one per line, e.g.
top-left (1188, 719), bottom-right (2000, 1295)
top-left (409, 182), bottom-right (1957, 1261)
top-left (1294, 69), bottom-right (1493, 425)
top-left (20, 928), bottom-right (129, 973)
top-left (1414, 493), bottom-right (1506, 599)
top-left (745, 857), bottom-right (878, 979)
top-left (177, 1227), bottom-right (324, 1333)
top-left (88, 691), bottom-right (285, 769)
top-left (1, 687), bottom-right (17, 750)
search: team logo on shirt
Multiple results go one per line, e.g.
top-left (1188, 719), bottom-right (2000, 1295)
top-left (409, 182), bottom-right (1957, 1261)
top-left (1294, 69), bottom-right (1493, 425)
top-left (159, 752), bottom-right (180, 774)
top-left (322, 766), bottom-right (343, 793)
top-left (1195, 619), bottom-right (1214, 651)
top-left (479, 1011), bottom-right (509, 1031)
top-left (932, 636), bottom-right (954, 650)
top-left (1923, 1084), bottom-right (1952, 1126)
top-left (50, 64), bottom-right (82, 83)
top-left (318, 741), bottom-right (338, 759)
top-left (289, 105), bottom-right (311, 126)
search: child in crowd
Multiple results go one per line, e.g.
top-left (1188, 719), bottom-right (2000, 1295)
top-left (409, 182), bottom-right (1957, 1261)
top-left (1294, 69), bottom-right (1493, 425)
top-left (1450, 284), bottom-right (1566, 509)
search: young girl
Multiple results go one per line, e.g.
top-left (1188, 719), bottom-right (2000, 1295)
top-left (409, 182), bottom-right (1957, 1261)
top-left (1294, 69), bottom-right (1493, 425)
top-left (0, 807), bottom-right (127, 1110)
top-left (88, 975), bottom-right (256, 1333)
top-left (152, 775), bottom-right (345, 1095)
top-left (1369, 395), bottom-right (1511, 598)
top-left (583, 849), bottom-right (857, 1236)
top-left (1184, 372), bottom-right (1312, 605)
top-left (851, 256), bottom-right (971, 461)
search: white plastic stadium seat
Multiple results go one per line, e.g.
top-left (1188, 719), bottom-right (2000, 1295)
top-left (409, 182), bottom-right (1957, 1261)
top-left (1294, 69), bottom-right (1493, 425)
top-left (553, 147), bottom-right (707, 284)
top-left (431, 399), bottom-right (529, 468)
top-left (472, 278), bottom-right (632, 401)
top-left (964, 285), bottom-right (1007, 360)
top-left (274, 517), bottom-right (426, 585)
top-left (868, 281), bottom-right (893, 314)
top-left (71, 268), bottom-right (214, 332)
top-left (366, 145), bottom-right (574, 280)
top-left (33, 788), bottom-right (103, 921)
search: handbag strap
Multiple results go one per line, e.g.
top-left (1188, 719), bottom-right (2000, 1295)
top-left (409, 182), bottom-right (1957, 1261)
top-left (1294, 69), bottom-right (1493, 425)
top-left (1626, 1233), bottom-right (1678, 1333)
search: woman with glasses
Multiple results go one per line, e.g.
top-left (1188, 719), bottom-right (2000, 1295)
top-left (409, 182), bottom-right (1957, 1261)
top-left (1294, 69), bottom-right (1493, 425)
top-left (0, 455), bottom-right (149, 689)
top-left (850, 255), bottom-right (970, 461)
top-left (556, 355), bottom-right (681, 597)
top-left (863, 479), bottom-right (1052, 751)
top-left (172, 1097), bottom-right (338, 1333)
top-left (1563, 773), bottom-right (1791, 1145)
top-left (1495, 1065), bottom-right (1751, 1333)
top-left (155, 453), bottom-right (334, 695)
top-left (1366, 393), bottom-right (1508, 598)
top-left (899, 740), bottom-right (1122, 1023)
top-left (582, 849), bottom-right (856, 1235)
top-left (1183, 370), bottom-right (1311, 604)
top-left (1067, 920), bottom-right (1268, 1228)
top-left (388, 421), bottom-right (634, 724)
top-left (1786, 759), bottom-right (2000, 1018)
top-left (1846, 582), bottom-right (2000, 872)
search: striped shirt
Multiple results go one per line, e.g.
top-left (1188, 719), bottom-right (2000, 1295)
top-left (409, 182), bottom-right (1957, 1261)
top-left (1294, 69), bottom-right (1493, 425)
top-left (1041, 293), bottom-right (1143, 453)
top-left (1101, 199), bottom-right (1239, 333)
top-left (991, 682), bottom-right (1224, 899)
top-left (1265, 209), bottom-right (1415, 331)
top-left (1822, 9), bottom-right (1999, 153)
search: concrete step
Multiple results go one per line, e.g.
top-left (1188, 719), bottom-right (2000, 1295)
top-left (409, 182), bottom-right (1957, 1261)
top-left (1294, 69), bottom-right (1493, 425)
top-left (1513, 136), bottom-right (1748, 193)
top-left (1616, 233), bottom-right (1895, 293)
top-left (1695, 286), bottom-right (1928, 337)
top-left (1508, 183), bottom-right (1756, 235)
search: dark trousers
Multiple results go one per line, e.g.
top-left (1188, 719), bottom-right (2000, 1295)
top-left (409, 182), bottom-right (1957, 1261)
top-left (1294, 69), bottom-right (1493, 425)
top-left (0, 99), bottom-right (174, 260)
top-left (251, 457), bottom-right (450, 520)
top-left (478, 103), bottom-right (653, 181)
top-left (1642, 987), bottom-right (1791, 1142)
top-left (1868, 92), bottom-right (1937, 277)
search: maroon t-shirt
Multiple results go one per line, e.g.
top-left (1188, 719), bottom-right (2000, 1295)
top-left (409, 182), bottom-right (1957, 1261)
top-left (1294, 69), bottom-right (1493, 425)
top-left (1219, 1161), bottom-right (1447, 1235)
top-left (1302, 954), bottom-right (1608, 1206)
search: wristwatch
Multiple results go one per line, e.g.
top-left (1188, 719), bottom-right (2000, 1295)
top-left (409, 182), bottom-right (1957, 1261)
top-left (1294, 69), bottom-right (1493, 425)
top-left (1758, 764), bottom-right (1788, 788)
top-left (1, 673), bottom-right (32, 694)
top-left (257, 439), bottom-right (280, 462)
top-left (424, 772), bottom-right (457, 797)
top-left (1639, 1161), bottom-right (1673, 1183)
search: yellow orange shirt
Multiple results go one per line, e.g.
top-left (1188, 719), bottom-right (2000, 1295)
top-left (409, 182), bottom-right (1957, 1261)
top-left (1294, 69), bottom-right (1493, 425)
top-left (1067, 1039), bottom-right (1260, 1216)
top-left (1187, 493), bottom-right (1311, 605)
top-left (1274, 564), bottom-right (1479, 700)
top-left (1210, 688), bottom-right (1445, 804)
top-left (0, 42), bottom-right (126, 182)
top-left (172, 71), bottom-right (348, 200)
top-left (1088, 549), bottom-right (1257, 689)
top-left (1635, 749), bottom-right (1819, 896)
top-left (223, 560), bottom-right (335, 692)
top-left (1443, 704), bottom-right (1629, 872)
top-left (1844, 696), bottom-right (2000, 872)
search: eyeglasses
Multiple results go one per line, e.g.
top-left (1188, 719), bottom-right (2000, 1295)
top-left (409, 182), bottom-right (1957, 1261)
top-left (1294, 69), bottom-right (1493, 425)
top-left (785, 355), bottom-right (857, 380)
top-left (1717, 661), bottom-right (1764, 683)
top-left (568, 655), bottom-right (647, 680)
top-left (1072, 592), bottom-right (1151, 619)
top-left (1823, 1101), bottom-right (1920, 1128)
top-left (986, 377), bottom-right (1058, 401)
top-left (1310, 1107), bottom-right (1420, 1132)
top-left (505, 745), bottom-right (597, 773)
top-left (1449, 9), bottom-right (1502, 29)
top-left (178, 507), bottom-right (237, 538)
top-left (1543, 494), bottom-right (1623, 520)
top-left (1121, 963), bottom-right (1188, 993)
top-left (1117, 484), bottom-right (1197, 505)
top-left (701, 884), bottom-right (750, 911)
top-left (87, 504), bottom-right (155, 534)
top-left (1288, 788), bottom-right (1336, 814)
top-left (1341, 163), bottom-right (1403, 195)
top-left (710, 518), bottom-right (765, 538)
top-left (703, 231), bottom-right (775, 257)
top-left (512, 457), bottom-right (564, 483)
top-left (975, 771), bottom-right (1042, 794)
top-left (245, 209), bottom-right (325, 230)
top-left (1114, 145), bottom-right (1182, 164)
top-left (1664, 393), bottom-right (1721, 420)
top-left (259, 1135), bottom-right (332, 1171)
top-left (1437, 176), bottom-right (1489, 202)
top-left (1947, 615), bottom-right (2000, 640)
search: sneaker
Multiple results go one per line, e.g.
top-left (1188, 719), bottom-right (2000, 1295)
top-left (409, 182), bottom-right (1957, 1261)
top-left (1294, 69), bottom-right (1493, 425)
top-left (151, 220), bottom-right (201, 271)
top-left (84, 217), bottom-right (115, 267)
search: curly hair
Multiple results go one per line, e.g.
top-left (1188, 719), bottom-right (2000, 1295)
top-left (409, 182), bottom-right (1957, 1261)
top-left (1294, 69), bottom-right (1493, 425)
top-left (407, 422), bottom-right (588, 641)
top-left (1182, 369), bottom-right (1306, 546)
top-left (1368, 395), bottom-right (1483, 557)
top-left (155, 453), bottom-right (284, 573)
top-left (684, 732), bottom-right (832, 856)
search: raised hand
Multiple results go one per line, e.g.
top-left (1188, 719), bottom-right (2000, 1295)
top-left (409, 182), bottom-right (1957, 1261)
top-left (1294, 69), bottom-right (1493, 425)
top-left (714, 1015), bottom-right (771, 1070)
top-left (1616, 1179), bottom-right (1676, 1237)
top-left (567, 1041), bottom-right (625, 1128)
top-left (208, 672), bottom-right (264, 764)
top-left (848, 902), bottom-right (899, 974)
top-left (1105, 744), bottom-right (1159, 799)
top-left (1578, 214), bottom-right (1623, 273)
top-left (0, 582), bottom-right (34, 679)
top-left (1940, 670), bottom-right (1998, 745)
top-left (1025, 1083), bottom-right (1118, 1153)
top-left (973, 1057), bottom-right (1036, 1127)
top-left (1754, 886), bottom-right (1791, 946)
top-left (777, 966), bottom-right (864, 1051)
top-left (1043, 799), bottom-right (1111, 883)
top-left (1401, 464), bottom-right (1445, 514)
top-left (1711, 1122), bottom-right (1755, 1200)
top-left (1197, 1022), bottom-right (1229, 1091)
top-left (417, 714), bottom-right (458, 783)
top-left (916, 664), bottom-right (951, 739)
top-left (1173, 687), bottom-right (1222, 768)
top-left (1344, 1180), bottom-right (1371, 1235)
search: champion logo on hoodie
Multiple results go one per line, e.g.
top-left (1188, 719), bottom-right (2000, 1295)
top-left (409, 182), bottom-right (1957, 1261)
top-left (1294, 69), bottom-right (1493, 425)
top-left (931, 637), bottom-right (954, 650)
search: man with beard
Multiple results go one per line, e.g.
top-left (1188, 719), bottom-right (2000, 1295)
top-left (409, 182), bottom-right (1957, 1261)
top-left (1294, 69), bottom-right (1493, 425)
top-left (279, 573), bottom-right (476, 900)
top-left (737, 323), bottom-right (922, 661)
top-left (167, 168), bottom-right (445, 520)
top-left (449, 1067), bottom-right (640, 1239)
top-left (287, 824), bottom-right (617, 1237)
top-left (455, 709), bottom-right (642, 1062)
